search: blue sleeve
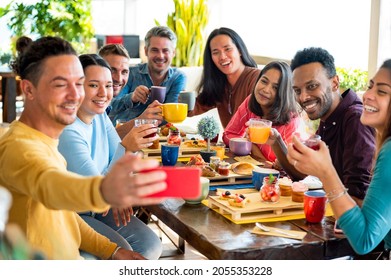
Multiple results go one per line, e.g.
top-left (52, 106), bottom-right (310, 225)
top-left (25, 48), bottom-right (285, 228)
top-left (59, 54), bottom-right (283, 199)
top-left (104, 114), bottom-right (124, 174)
top-left (165, 71), bottom-right (186, 103)
top-left (338, 140), bottom-right (391, 254)
top-left (58, 126), bottom-right (101, 176)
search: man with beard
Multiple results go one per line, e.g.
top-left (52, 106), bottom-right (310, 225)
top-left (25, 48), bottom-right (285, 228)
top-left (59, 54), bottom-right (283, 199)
top-left (99, 43), bottom-right (163, 139)
top-left (108, 26), bottom-right (186, 125)
top-left (268, 47), bottom-right (375, 207)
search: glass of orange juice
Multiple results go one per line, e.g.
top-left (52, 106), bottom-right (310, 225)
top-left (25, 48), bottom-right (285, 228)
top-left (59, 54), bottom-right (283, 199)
top-left (248, 118), bottom-right (272, 144)
top-left (211, 142), bottom-right (226, 160)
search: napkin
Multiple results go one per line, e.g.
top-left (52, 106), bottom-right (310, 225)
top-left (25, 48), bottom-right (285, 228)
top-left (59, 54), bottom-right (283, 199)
top-left (250, 226), bottom-right (306, 240)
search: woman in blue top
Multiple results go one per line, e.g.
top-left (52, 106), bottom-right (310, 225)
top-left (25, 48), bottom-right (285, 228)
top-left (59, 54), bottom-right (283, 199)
top-left (287, 59), bottom-right (391, 258)
top-left (58, 54), bottom-right (162, 260)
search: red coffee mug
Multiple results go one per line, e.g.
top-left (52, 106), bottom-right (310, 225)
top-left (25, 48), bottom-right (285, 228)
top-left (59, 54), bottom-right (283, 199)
top-left (304, 190), bottom-right (327, 223)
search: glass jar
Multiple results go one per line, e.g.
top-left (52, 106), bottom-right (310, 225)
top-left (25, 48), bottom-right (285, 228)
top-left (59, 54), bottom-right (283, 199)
top-left (260, 176), bottom-right (280, 203)
top-left (209, 156), bottom-right (220, 172)
top-left (167, 129), bottom-right (182, 145)
top-left (217, 161), bottom-right (230, 176)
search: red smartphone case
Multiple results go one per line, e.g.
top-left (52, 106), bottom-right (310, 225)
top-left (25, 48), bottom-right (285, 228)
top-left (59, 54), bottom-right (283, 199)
top-left (141, 167), bottom-right (202, 199)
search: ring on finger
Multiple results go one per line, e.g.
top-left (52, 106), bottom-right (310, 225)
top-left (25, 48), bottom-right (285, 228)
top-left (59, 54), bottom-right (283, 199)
top-left (293, 160), bottom-right (298, 168)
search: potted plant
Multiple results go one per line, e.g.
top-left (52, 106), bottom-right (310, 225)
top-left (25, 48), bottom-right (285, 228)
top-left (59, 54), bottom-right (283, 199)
top-left (0, 0), bottom-right (94, 54)
top-left (155, 0), bottom-right (209, 67)
top-left (197, 116), bottom-right (219, 162)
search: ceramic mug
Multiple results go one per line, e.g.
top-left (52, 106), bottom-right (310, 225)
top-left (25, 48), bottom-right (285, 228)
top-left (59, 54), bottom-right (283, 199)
top-left (161, 144), bottom-right (179, 166)
top-left (184, 177), bottom-right (210, 204)
top-left (304, 190), bottom-right (327, 223)
top-left (150, 86), bottom-right (166, 103)
top-left (178, 91), bottom-right (196, 111)
top-left (252, 167), bottom-right (280, 191)
top-left (161, 103), bottom-right (188, 123)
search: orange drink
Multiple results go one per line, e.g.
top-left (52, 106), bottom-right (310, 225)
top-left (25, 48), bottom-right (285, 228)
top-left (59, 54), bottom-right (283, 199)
top-left (211, 142), bottom-right (225, 160)
top-left (248, 118), bottom-right (272, 144)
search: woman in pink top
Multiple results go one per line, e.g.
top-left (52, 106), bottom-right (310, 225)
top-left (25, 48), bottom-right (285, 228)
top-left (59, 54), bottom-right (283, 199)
top-left (223, 61), bottom-right (300, 162)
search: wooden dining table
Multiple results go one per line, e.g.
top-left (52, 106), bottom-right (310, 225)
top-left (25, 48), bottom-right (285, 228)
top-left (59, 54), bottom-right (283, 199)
top-left (146, 198), bottom-right (355, 260)
top-left (142, 148), bottom-right (359, 260)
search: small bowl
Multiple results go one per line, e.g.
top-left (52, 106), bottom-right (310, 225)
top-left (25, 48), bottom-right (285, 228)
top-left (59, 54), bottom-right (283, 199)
top-left (184, 177), bottom-right (210, 204)
top-left (252, 167), bottom-right (280, 190)
top-left (229, 138), bottom-right (252, 156)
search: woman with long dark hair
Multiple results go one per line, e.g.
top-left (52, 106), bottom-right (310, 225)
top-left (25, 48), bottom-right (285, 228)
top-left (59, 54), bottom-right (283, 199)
top-left (223, 61), bottom-right (300, 162)
top-left (188, 27), bottom-right (260, 128)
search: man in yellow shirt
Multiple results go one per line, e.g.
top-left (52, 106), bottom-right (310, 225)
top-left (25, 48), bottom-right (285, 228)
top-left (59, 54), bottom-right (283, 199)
top-left (0, 36), bottom-right (167, 260)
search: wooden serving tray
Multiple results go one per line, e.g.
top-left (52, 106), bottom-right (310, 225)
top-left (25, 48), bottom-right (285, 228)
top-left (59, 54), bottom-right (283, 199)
top-left (207, 192), bottom-right (304, 221)
top-left (141, 142), bottom-right (203, 159)
top-left (205, 170), bottom-right (252, 186)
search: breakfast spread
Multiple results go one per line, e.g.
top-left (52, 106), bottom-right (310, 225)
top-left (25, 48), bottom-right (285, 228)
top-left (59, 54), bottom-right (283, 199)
top-left (182, 139), bottom-right (207, 148)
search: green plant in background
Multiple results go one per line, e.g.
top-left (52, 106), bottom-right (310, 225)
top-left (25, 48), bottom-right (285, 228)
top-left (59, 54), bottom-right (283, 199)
top-left (0, 0), bottom-right (95, 54)
top-left (336, 67), bottom-right (368, 92)
top-left (155, 0), bottom-right (209, 67)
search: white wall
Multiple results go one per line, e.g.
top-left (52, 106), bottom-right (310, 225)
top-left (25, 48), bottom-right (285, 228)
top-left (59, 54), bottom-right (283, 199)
top-left (91, 0), bottom-right (376, 70)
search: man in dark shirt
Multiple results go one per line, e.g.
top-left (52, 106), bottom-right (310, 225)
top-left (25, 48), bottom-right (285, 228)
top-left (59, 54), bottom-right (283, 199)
top-left (270, 47), bottom-right (375, 206)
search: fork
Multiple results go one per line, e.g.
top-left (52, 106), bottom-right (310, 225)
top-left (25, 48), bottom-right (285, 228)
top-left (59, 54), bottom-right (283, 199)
top-left (255, 222), bottom-right (299, 238)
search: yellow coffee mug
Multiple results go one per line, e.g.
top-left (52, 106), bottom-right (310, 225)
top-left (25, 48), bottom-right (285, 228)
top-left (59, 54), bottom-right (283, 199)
top-left (161, 103), bottom-right (188, 123)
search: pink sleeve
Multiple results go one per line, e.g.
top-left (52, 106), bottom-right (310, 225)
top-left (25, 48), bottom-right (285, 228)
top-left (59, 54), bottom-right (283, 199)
top-left (222, 97), bottom-right (252, 146)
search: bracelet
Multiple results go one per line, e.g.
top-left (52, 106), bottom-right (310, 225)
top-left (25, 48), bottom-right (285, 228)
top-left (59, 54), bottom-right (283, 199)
top-left (327, 188), bottom-right (348, 203)
top-left (111, 246), bottom-right (121, 260)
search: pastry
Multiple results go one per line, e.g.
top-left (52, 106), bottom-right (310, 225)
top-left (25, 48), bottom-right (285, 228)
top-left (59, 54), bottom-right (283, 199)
top-left (278, 177), bottom-right (293, 196)
top-left (230, 162), bottom-right (256, 175)
top-left (219, 190), bottom-right (236, 200)
top-left (228, 194), bottom-right (250, 207)
top-left (291, 181), bottom-right (308, 203)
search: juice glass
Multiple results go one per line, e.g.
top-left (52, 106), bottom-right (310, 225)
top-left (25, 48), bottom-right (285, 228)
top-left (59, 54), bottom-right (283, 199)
top-left (248, 118), bottom-right (272, 144)
top-left (134, 119), bottom-right (158, 138)
top-left (211, 142), bottom-right (225, 160)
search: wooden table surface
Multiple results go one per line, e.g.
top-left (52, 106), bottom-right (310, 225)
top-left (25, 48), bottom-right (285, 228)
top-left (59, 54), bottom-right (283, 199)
top-left (146, 197), bottom-right (355, 260)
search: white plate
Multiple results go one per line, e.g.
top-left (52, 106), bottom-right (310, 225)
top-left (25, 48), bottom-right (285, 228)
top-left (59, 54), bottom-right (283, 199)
top-left (300, 175), bottom-right (323, 189)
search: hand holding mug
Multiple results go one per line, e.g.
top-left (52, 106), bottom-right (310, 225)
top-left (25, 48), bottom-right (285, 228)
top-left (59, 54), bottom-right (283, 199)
top-left (138, 100), bottom-right (163, 123)
top-left (131, 85), bottom-right (150, 104)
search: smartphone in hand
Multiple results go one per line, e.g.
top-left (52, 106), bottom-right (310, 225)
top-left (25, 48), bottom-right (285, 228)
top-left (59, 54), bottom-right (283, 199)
top-left (141, 166), bottom-right (202, 199)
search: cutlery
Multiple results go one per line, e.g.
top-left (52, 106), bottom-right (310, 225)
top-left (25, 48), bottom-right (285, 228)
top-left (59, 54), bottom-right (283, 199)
top-left (255, 222), bottom-right (299, 238)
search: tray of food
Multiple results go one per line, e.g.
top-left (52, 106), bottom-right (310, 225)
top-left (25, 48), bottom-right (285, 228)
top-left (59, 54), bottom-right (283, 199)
top-left (207, 191), bottom-right (304, 221)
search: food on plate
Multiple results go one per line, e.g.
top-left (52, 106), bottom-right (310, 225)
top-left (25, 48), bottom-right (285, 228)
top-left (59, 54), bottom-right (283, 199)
top-left (201, 165), bottom-right (216, 177)
top-left (186, 155), bottom-right (216, 177)
top-left (233, 155), bottom-right (263, 166)
top-left (278, 177), bottom-right (293, 196)
top-left (186, 155), bottom-right (205, 166)
top-left (260, 174), bottom-right (280, 202)
top-left (183, 139), bottom-right (207, 148)
top-left (219, 190), bottom-right (236, 200)
top-left (228, 194), bottom-right (250, 208)
top-left (231, 162), bottom-right (256, 175)
top-left (291, 181), bottom-right (308, 203)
